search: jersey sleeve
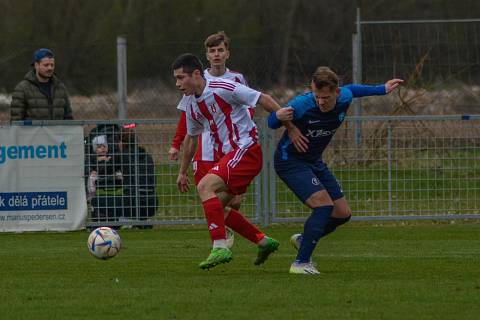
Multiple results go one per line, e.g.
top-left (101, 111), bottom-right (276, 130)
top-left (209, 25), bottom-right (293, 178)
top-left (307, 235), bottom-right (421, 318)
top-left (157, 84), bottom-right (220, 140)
top-left (232, 83), bottom-right (261, 108)
top-left (267, 94), bottom-right (311, 129)
top-left (267, 111), bottom-right (282, 129)
top-left (342, 84), bottom-right (386, 97)
top-left (176, 95), bottom-right (190, 111)
top-left (185, 105), bottom-right (204, 136)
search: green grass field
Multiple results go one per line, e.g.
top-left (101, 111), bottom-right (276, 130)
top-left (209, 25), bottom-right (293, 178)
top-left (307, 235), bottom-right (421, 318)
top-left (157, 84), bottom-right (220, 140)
top-left (1, 223), bottom-right (479, 320)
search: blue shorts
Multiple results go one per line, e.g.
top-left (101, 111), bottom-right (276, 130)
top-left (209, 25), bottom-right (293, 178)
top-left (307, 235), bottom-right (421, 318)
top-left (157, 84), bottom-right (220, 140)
top-left (274, 157), bottom-right (343, 203)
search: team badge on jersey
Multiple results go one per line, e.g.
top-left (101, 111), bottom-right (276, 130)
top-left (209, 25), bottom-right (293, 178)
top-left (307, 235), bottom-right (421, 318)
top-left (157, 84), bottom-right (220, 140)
top-left (338, 112), bottom-right (346, 122)
top-left (312, 178), bottom-right (320, 185)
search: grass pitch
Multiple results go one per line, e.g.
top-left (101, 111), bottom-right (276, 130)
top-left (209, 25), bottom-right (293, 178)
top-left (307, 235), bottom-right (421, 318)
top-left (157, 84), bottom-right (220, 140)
top-left (0, 223), bottom-right (479, 320)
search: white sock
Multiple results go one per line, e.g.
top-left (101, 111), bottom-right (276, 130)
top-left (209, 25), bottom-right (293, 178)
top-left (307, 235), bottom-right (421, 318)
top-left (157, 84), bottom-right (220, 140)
top-left (257, 236), bottom-right (269, 247)
top-left (213, 239), bottom-right (227, 249)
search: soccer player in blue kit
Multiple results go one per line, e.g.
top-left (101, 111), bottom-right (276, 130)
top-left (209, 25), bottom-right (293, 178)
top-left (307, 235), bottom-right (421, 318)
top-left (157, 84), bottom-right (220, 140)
top-left (268, 66), bottom-right (403, 274)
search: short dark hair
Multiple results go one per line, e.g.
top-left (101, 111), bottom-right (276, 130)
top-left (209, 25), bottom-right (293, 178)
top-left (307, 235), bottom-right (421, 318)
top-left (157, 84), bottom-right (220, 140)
top-left (171, 53), bottom-right (204, 74)
top-left (312, 66), bottom-right (339, 90)
top-left (204, 31), bottom-right (230, 49)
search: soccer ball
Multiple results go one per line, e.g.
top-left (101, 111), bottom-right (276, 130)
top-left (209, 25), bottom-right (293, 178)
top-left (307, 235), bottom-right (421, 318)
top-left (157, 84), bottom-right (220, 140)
top-left (87, 227), bottom-right (122, 260)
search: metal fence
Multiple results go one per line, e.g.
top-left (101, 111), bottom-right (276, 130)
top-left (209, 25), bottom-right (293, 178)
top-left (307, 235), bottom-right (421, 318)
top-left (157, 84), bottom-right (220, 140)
top-left (12, 115), bottom-right (479, 227)
top-left (78, 118), bottom-right (263, 228)
top-left (268, 115), bottom-right (480, 223)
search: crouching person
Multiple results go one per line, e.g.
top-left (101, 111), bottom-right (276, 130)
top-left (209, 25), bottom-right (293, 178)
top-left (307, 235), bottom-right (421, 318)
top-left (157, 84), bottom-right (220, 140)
top-left (120, 125), bottom-right (157, 229)
top-left (87, 134), bottom-right (124, 227)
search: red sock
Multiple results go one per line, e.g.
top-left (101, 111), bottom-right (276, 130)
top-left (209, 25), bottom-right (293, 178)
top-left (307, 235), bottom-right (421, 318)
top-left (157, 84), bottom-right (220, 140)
top-left (225, 209), bottom-right (265, 244)
top-left (202, 197), bottom-right (226, 241)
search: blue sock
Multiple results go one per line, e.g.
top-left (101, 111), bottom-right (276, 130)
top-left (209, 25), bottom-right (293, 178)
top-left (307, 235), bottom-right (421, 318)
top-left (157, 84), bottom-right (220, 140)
top-left (295, 205), bottom-right (333, 263)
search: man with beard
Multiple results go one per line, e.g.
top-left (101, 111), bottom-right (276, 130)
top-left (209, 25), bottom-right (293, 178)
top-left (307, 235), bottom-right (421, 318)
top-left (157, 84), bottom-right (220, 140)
top-left (10, 48), bottom-right (73, 120)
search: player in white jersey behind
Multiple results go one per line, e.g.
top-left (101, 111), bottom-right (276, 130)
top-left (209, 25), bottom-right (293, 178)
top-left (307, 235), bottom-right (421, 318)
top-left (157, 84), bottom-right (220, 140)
top-left (172, 53), bottom-right (294, 270)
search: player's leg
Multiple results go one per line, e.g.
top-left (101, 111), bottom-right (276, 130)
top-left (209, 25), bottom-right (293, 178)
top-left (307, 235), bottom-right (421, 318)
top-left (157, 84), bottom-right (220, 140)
top-left (317, 163), bottom-right (352, 237)
top-left (297, 190), bottom-right (334, 260)
top-left (290, 200), bottom-right (351, 249)
top-left (215, 145), bottom-right (279, 265)
top-left (196, 173), bottom-right (232, 269)
top-left (275, 159), bottom-right (332, 274)
top-left (324, 197), bottom-right (351, 236)
top-left (227, 194), bottom-right (242, 210)
top-left (289, 189), bottom-right (332, 275)
top-left (290, 164), bottom-right (351, 250)
top-left (220, 190), bottom-right (263, 245)
top-left (219, 192), bottom-right (277, 264)
top-left (219, 194), bottom-right (242, 249)
top-left (195, 160), bottom-right (235, 248)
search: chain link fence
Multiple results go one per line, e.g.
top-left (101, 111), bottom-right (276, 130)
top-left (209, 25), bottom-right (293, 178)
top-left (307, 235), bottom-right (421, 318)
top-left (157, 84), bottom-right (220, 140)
top-left (10, 115), bottom-right (478, 227)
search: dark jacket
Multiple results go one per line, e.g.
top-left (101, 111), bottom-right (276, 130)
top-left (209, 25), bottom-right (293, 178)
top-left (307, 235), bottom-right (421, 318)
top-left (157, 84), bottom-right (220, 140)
top-left (121, 146), bottom-right (157, 219)
top-left (10, 70), bottom-right (73, 121)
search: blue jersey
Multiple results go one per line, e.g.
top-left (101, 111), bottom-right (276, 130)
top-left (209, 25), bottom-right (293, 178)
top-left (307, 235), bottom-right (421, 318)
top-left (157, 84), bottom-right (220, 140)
top-left (268, 84), bottom-right (386, 162)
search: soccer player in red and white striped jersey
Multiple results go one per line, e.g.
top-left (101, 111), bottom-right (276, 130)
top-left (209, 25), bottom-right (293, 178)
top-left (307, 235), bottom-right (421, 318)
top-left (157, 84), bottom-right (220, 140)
top-left (172, 53), bottom-right (294, 270)
top-left (169, 32), bottom-right (251, 248)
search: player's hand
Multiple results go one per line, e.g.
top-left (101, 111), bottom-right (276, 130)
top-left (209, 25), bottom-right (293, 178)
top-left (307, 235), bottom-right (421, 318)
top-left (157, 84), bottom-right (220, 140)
top-left (276, 107), bottom-right (294, 121)
top-left (385, 79), bottom-right (403, 93)
top-left (287, 125), bottom-right (309, 153)
top-left (176, 173), bottom-right (190, 193)
top-left (168, 147), bottom-right (180, 160)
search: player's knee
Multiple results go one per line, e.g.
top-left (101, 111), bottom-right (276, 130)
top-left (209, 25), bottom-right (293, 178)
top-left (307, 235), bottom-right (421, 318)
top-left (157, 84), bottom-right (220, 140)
top-left (196, 180), bottom-right (212, 197)
top-left (228, 196), bottom-right (242, 210)
top-left (335, 207), bottom-right (352, 218)
top-left (305, 191), bottom-right (333, 208)
top-left (339, 214), bottom-right (351, 225)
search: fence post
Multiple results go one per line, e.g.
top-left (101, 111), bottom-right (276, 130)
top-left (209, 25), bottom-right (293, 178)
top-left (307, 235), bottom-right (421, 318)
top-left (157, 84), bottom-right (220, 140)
top-left (261, 118), bottom-right (271, 227)
top-left (352, 7), bottom-right (362, 146)
top-left (117, 36), bottom-right (128, 120)
top-left (387, 122), bottom-right (393, 216)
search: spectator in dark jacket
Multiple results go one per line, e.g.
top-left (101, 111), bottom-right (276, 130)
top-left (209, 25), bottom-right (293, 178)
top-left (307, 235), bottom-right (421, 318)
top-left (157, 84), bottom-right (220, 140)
top-left (120, 125), bottom-right (157, 228)
top-left (10, 48), bottom-right (73, 121)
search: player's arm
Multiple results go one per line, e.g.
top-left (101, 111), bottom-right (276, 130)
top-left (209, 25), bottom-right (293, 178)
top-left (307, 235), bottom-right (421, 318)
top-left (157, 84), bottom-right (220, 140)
top-left (257, 93), bottom-right (293, 121)
top-left (267, 106), bottom-right (295, 129)
top-left (260, 93), bottom-right (310, 151)
top-left (344, 79), bottom-right (403, 97)
top-left (177, 134), bottom-right (197, 193)
top-left (169, 111), bottom-right (187, 160)
top-left (267, 105), bottom-right (309, 153)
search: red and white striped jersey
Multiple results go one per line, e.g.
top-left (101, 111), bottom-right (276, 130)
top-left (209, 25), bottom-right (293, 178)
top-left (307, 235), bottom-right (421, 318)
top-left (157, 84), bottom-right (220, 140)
top-left (185, 79), bottom-right (261, 156)
top-left (176, 69), bottom-right (252, 161)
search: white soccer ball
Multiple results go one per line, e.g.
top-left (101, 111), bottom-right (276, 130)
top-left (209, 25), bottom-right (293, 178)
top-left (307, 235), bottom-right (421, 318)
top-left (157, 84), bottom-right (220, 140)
top-left (87, 227), bottom-right (122, 260)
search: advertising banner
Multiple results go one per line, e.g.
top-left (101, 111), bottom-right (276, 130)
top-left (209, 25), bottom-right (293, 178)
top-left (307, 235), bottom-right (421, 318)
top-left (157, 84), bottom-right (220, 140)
top-left (0, 126), bottom-right (86, 231)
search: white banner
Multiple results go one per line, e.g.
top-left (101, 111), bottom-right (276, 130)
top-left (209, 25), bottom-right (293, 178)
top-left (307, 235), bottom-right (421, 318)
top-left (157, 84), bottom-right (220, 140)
top-left (0, 126), bottom-right (87, 232)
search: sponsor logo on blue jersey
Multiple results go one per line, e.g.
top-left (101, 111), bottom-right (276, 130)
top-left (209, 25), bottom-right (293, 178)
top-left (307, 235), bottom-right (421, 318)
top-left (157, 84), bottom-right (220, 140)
top-left (306, 128), bottom-right (337, 138)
